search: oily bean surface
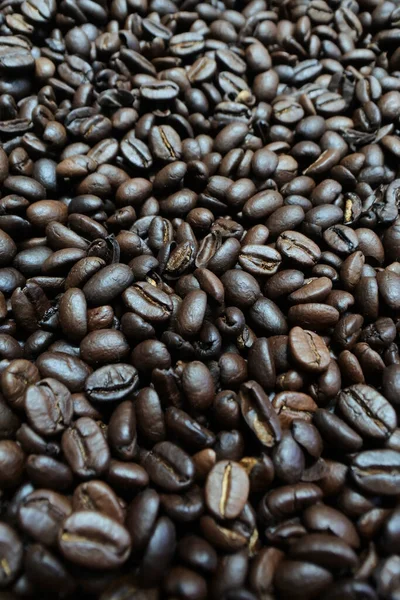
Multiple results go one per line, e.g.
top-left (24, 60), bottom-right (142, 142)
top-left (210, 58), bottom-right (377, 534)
top-left (0, 1), bottom-right (399, 598)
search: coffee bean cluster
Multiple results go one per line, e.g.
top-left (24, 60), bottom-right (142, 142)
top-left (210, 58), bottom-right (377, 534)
top-left (0, 0), bottom-right (399, 597)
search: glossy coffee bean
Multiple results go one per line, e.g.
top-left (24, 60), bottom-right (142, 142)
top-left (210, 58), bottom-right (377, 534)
top-left (0, 1), bottom-right (398, 596)
top-left (62, 417), bottom-right (110, 479)
top-left (58, 511), bottom-right (131, 569)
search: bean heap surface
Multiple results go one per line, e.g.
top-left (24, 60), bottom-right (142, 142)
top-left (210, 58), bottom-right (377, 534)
top-left (0, 0), bottom-right (400, 598)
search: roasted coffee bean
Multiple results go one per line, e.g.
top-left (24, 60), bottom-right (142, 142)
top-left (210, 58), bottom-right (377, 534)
top-left (80, 330), bottom-right (129, 366)
top-left (85, 364), bottom-right (138, 403)
top-left (107, 460), bottom-right (149, 492)
top-left (24, 378), bottom-right (72, 437)
top-left (72, 480), bottom-right (125, 524)
top-left (140, 441), bottom-right (195, 492)
top-left (36, 352), bottom-right (92, 393)
top-left (274, 560), bottom-right (333, 600)
top-left (247, 338), bottom-right (276, 391)
top-left (239, 381), bottom-right (281, 447)
top-left (123, 282), bottom-right (173, 323)
top-left (314, 409), bottom-right (363, 453)
top-left (0, 522), bottom-right (23, 586)
top-left (25, 454), bottom-right (73, 491)
top-left (289, 533), bottom-right (358, 569)
top-left (83, 264), bottom-right (134, 307)
top-left (273, 392), bottom-right (318, 429)
top-left (108, 400), bottom-right (137, 461)
top-left (205, 460), bottom-right (249, 520)
top-left (58, 511), bottom-right (131, 569)
top-left (0, 440), bottom-right (25, 487)
top-left (165, 407), bottom-right (215, 451)
top-left (132, 340), bottom-right (171, 375)
top-left (1, 359), bottom-right (40, 410)
top-left (18, 489), bottom-right (71, 547)
top-left (249, 298), bottom-right (288, 336)
top-left (0, 0), bottom-right (398, 595)
top-left (238, 245), bottom-right (282, 277)
top-left (288, 303), bottom-right (340, 330)
top-left (276, 231), bottom-right (321, 267)
top-left (135, 387), bottom-right (166, 444)
top-left (351, 449), bottom-right (400, 495)
top-left (289, 327), bottom-right (330, 373)
top-left (62, 417), bottom-right (110, 479)
top-left (176, 290), bottom-right (207, 338)
top-left (338, 384), bottom-right (397, 440)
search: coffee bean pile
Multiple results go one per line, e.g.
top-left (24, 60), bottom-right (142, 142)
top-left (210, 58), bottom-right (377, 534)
top-left (0, 0), bottom-right (400, 598)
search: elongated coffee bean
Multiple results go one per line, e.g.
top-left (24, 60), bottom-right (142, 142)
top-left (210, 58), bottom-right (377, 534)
top-left (205, 460), bottom-right (249, 520)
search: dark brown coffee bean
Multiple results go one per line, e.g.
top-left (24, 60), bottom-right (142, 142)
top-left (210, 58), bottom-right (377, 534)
top-left (107, 460), bottom-right (149, 493)
top-left (18, 489), bottom-right (71, 547)
top-left (24, 378), bottom-right (72, 437)
top-left (141, 441), bottom-right (195, 492)
top-left (25, 454), bottom-right (73, 491)
top-left (289, 327), bottom-right (330, 373)
top-left (288, 303), bottom-right (340, 331)
top-left (72, 480), bottom-right (125, 524)
top-left (238, 245), bottom-right (282, 277)
top-left (83, 264), bottom-right (133, 307)
top-left (108, 400), bottom-right (137, 461)
top-left (58, 511), bottom-right (131, 569)
top-left (351, 449), bottom-right (400, 495)
top-left (149, 125), bottom-right (182, 163)
top-left (276, 231), bottom-right (321, 267)
top-left (273, 392), bottom-right (318, 429)
top-left (176, 290), bottom-right (207, 338)
top-left (239, 381), bottom-right (281, 447)
top-left (338, 384), bottom-right (397, 440)
top-left (274, 560), bottom-right (333, 600)
top-left (62, 417), bottom-right (110, 479)
top-left (314, 409), bottom-right (363, 453)
top-left (0, 522), bottom-right (23, 586)
top-left (58, 288), bottom-right (87, 343)
top-left (36, 352), bottom-right (92, 393)
top-left (85, 364), bottom-right (139, 403)
top-left (1, 359), bottom-right (40, 410)
top-left (122, 282), bottom-right (173, 323)
top-left (289, 533), bottom-right (358, 569)
top-left (0, 440), bottom-right (25, 487)
top-left (80, 330), bottom-right (129, 366)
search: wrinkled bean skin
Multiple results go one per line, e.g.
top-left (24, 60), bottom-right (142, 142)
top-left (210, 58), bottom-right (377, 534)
top-left (0, 0), bottom-right (398, 598)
